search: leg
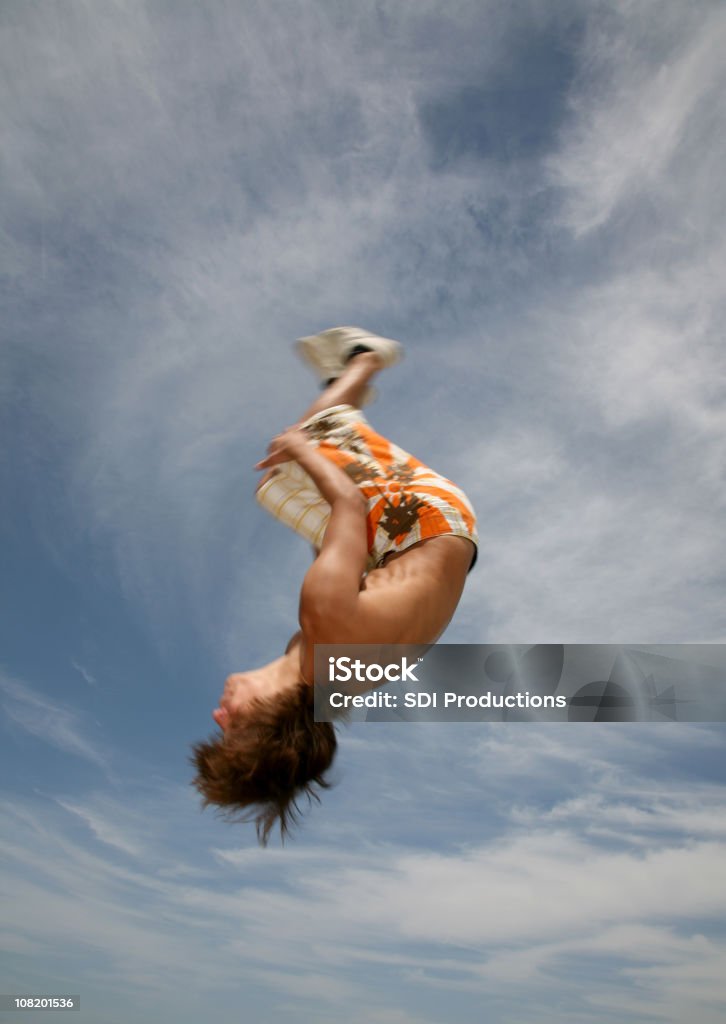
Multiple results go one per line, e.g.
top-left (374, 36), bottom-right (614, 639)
top-left (256, 351), bottom-right (383, 489)
top-left (294, 351), bottom-right (383, 425)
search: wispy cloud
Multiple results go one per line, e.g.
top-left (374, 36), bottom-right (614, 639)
top-left (4, 730), bottom-right (726, 1024)
top-left (3, 2), bottom-right (726, 1021)
top-left (71, 659), bottom-right (96, 686)
top-left (550, 4), bottom-right (726, 235)
top-left (5, 0), bottom-right (723, 660)
top-left (0, 672), bottom-right (107, 768)
top-left (56, 799), bottom-right (144, 857)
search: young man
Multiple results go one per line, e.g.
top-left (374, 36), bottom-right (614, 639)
top-left (192, 328), bottom-right (478, 843)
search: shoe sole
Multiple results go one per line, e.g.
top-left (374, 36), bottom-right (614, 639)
top-left (295, 326), bottom-right (402, 407)
top-left (336, 326), bottom-right (404, 370)
top-left (296, 326), bottom-right (403, 377)
top-left (295, 332), bottom-right (345, 381)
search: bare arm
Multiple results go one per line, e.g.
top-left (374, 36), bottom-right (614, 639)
top-left (256, 427), bottom-right (361, 507)
top-left (256, 428), bottom-right (368, 638)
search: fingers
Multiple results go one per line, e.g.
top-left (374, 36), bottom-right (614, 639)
top-left (255, 447), bottom-right (285, 470)
top-left (254, 436), bottom-right (280, 470)
top-left (255, 427), bottom-right (307, 471)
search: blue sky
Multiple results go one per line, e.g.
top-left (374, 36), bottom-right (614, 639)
top-left (2, 1), bottom-right (726, 1021)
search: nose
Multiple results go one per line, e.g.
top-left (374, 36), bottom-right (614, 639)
top-left (213, 706), bottom-right (230, 730)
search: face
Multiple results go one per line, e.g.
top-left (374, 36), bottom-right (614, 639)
top-left (213, 672), bottom-right (267, 731)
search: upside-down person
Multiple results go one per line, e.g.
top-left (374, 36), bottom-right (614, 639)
top-left (192, 328), bottom-right (478, 843)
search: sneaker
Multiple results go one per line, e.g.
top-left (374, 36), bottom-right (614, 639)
top-left (295, 328), bottom-right (348, 385)
top-left (336, 326), bottom-right (404, 370)
top-left (295, 326), bottom-right (403, 382)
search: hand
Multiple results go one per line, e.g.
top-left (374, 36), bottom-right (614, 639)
top-left (255, 426), bottom-right (308, 470)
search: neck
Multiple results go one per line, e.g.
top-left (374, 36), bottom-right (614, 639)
top-left (258, 647), bottom-right (301, 698)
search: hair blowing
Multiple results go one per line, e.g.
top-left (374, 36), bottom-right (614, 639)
top-left (190, 682), bottom-right (337, 845)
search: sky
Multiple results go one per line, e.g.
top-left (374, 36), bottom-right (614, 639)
top-left (2, 1), bottom-right (726, 1021)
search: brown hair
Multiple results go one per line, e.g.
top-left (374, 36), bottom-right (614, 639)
top-left (190, 681), bottom-right (337, 845)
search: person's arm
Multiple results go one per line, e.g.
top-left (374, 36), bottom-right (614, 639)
top-left (255, 428), bottom-right (368, 639)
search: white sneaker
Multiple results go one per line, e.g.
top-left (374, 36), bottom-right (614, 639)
top-left (295, 325), bottom-right (403, 387)
top-left (334, 326), bottom-right (404, 370)
top-left (295, 328), bottom-right (348, 385)
top-left (295, 327), bottom-right (403, 407)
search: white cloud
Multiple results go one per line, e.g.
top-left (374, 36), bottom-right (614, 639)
top-left (71, 659), bottom-right (97, 686)
top-left (56, 799), bottom-right (145, 857)
top-left (0, 672), bottom-right (107, 768)
top-left (2, 716), bottom-right (726, 1023)
top-left (550, 4), bottom-right (726, 235)
top-left (3, 3), bottom-right (726, 1020)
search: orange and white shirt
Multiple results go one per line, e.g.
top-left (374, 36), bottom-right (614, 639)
top-left (255, 404), bottom-right (478, 573)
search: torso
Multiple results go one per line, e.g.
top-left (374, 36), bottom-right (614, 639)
top-left (257, 406), bottom-right (479, 576)
top-left (297, 534), bottom-right (475, 683)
